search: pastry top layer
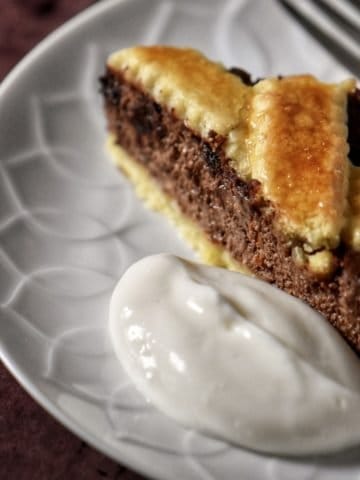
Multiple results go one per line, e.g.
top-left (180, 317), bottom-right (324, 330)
top-left (250, 75), bottom-right (353, 250)
top-left (107, 46), bottom-right (358, 263)
top-left (108, 46), bottom-right (252, 173)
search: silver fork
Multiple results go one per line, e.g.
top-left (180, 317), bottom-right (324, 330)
top-left (278, 0), bottom-right (360, 78)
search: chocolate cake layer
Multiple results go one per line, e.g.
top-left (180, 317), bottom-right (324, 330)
top-left (101, 69), bottom-right (360, 352)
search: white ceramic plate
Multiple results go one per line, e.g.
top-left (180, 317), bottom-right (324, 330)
top-left (1, 0), bottom-right (359, 478)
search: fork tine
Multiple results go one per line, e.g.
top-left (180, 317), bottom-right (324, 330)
top-left (279, 0), bottom-right (360, 78)
top-left (313, 0), bottom-right (360, 42)
top-left (312, 0), bottom-right (360, 41)
top-left (344, 0), bottom-right (360, 14)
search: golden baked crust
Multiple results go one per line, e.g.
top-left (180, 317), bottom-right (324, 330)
top-left (108, 46), bottom-right (252, 175)
top-left (250, 75), bottom-right (354, 250)
top-left (107, 46), bottom-right (358, 269)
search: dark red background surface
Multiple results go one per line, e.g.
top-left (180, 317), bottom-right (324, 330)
top-left (0, 1), bottom-right (147, 478)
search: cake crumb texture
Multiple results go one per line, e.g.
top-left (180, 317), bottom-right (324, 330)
top-left (107, 134), bottom-right (251, 275)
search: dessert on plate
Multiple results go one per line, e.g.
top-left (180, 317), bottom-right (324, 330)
top-left (100, 46), bottom-right (360, 352)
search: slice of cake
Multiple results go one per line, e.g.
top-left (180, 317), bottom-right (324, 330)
top-left (100, 46), bottom-right (360, 352)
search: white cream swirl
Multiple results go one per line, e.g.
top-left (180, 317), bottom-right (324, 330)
top-left (109, 254), bottom-right (360, 455)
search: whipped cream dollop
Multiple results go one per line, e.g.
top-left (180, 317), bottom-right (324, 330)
top-left (109, 254), bottom-right (360, 455)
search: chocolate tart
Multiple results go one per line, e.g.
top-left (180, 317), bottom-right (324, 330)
top-left (100, 46), bottom-right (360, 352)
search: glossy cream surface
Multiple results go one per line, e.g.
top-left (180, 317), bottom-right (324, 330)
top-left (109, 254), bottom-right (360, 455)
